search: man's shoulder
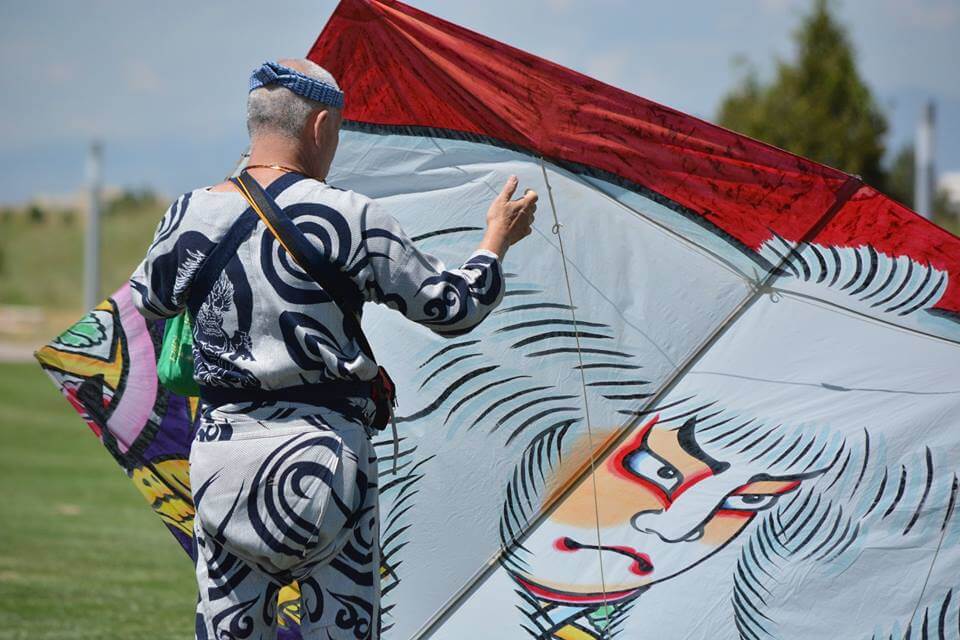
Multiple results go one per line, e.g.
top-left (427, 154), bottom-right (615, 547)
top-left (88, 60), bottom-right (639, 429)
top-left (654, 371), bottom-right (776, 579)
top-left (280, 177), bottom-right (378, 214)
top-left (158, 186), bottom-right (248, 237)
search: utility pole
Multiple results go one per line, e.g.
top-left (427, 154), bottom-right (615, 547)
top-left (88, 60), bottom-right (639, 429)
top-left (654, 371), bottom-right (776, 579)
top-left (84, 141), bottom-right (103, 310)
top-left (914, 101), bottom-right (935, 219)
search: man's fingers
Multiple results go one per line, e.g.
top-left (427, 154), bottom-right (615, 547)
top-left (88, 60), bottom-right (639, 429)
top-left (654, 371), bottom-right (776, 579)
top-left (519, 188), bottom-right (539, 208)
top-left (510, 193), bottom-right (537, 211)
top-left (498, 175), bottom-right (519, 202)
top-left (511, 204), bottom-right (536, 226)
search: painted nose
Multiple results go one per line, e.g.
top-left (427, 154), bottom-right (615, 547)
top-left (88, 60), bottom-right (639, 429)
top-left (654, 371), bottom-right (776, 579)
top-left (631, 509), bottom-right (704, 543)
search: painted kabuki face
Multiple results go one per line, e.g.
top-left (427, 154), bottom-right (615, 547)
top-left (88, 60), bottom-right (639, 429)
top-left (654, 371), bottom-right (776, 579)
top-left (512, 416), bottom-right (809, 603)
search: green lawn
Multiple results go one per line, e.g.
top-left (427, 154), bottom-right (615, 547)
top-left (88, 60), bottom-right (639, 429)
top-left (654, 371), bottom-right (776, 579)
top-left (0, 362), bottom-right (196, 639)
top-left (0, 201), bottom-right (164, 352)
top-left (0, 203), bottom-right (163, 311)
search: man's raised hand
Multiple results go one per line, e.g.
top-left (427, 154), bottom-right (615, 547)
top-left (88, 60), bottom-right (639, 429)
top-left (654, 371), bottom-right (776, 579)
top-left (481, 175), bottom-right (539, 258)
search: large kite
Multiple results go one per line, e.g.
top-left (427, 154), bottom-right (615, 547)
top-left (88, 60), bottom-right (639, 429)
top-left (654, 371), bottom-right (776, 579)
top-left (37, 1), bottom-right (960, 638)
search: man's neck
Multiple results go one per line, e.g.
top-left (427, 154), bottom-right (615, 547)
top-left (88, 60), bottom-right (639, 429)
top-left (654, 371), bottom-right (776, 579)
top-left (246, 136), bottom-right (314, 179)
top-left (207, 136), bottom-right (318, 193)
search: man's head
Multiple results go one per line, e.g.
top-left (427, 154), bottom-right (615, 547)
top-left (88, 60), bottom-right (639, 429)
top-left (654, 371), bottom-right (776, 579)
top-left (246, 58), bottom-right (344, 179)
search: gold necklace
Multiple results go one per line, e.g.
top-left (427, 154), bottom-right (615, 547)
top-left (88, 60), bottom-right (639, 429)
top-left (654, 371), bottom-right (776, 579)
top-left (244, 163), bottom-right (304, 174)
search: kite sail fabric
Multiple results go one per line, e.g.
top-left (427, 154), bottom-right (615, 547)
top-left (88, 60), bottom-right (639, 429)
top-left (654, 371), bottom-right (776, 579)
top-left (37, 0), bottom-right (960, 638)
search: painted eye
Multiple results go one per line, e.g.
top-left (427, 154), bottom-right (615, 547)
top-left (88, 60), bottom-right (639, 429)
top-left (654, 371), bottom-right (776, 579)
top-left (721, 494), bottom-right (779, 511)
top-left (622, 450), bottom-right (682, 494)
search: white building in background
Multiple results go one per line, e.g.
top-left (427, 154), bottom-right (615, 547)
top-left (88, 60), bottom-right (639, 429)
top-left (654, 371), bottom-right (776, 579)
top-left (940, 172), bottom-right (960, 213)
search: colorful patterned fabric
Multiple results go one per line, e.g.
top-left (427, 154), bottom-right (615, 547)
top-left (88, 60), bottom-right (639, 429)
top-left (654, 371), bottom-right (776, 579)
top-left (128, 173), bottom-right (504, 390)
top-left (37, 289), bottom-right (308, 638)
top-left (191, 404), bottom-right (380, 638)
top-left (38, 1), bottom-right (960, 638)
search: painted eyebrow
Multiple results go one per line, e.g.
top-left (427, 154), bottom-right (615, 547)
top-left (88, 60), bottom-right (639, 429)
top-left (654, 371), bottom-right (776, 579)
top-left (745, 468), bottom-right (827, 484)
top-left (676, 418), bottom-right (730, 474)
top-left (733, 480), bottom-right (801, 495)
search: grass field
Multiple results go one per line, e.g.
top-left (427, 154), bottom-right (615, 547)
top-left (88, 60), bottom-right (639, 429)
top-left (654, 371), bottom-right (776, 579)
top-left (0, 362), bottom-right (196, 639)
top-left (0, 202), bottom-right (163, 311)
top-left (0, 201), bottom-right (163, 351)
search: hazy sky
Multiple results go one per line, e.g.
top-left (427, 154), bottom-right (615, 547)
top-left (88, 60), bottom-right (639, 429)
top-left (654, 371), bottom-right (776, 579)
top-left (1, 0), bottom-right (957, 204)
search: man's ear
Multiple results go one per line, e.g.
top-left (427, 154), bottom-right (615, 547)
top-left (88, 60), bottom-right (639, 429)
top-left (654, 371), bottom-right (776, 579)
top-left (312, 108), bottom-right (330, 146)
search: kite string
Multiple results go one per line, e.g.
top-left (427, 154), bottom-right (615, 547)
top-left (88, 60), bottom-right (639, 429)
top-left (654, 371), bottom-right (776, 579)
top-left (539, 158), bottom-right (611, 633)
top-left (908, 519), bottom-right (949, 627)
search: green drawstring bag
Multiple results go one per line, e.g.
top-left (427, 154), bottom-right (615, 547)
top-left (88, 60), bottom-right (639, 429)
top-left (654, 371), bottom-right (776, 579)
top-left (157, 312), bottom-right (200, 397)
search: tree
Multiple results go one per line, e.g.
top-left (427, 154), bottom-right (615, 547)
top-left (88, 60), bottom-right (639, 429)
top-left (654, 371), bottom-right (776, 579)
top-left (886, 146), bottom-right (915, 207)
top-left (717, 0), bottom-right (888, 188)
top-left (27, 204), bottom-right (45, 224)
top-left (885, 144), bottom-right (957, 228)
top-left (106, 187), bottom-right (162, 217)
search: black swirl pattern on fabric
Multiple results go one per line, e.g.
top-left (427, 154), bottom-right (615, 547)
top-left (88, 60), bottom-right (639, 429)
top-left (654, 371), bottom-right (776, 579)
top-left (279, 311), bottom-right (358, 378)
top-left (297, 575), bottom-right (327, 624)
top-left (421, 276), bottom-right (472, 326)
top-left (361, 277), bottom-right (408, 314)
top-left (213, 597), bottom-right (257, 639)
top-left (260, 227), bottom-right (335, 306)
top-left (191, 411), bottom-right (379, 639)
top-left (195, 421), bottom-right (233, 442)
top-left (259, 202), bottom-right (360, 307)
top-left (144, 229), bottom-right (215, 317)
top-left (362, 226), bottom-right (406, 247)
top-left (224, 258), bottom-right (254, 334)
top-left (332, 591), bottom-right (374, 637)
top-left (261, 582), bottom-right (281, 627)
top-left (246, 432), bottom-right (342, 559)
top-left (464, 252), bottom-right (504, 306)
top-left (286, 203), bottom-right (354, 266)
top-left (148, 191), bottom-right (192, 253)
top-left (197, 527), bottom-right (262, 639)
top-left (415, 254), bottom-right (503, 333)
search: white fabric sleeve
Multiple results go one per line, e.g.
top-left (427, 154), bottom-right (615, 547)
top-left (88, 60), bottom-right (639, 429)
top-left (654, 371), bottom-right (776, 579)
top-left (360, 201), bottom-right (505, 337)
top-left (129, 195), bottom-right (209, 320)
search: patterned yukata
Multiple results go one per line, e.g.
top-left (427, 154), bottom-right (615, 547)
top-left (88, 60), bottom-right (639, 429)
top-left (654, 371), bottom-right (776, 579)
top-left (129, 171), bottom-right (504, 639)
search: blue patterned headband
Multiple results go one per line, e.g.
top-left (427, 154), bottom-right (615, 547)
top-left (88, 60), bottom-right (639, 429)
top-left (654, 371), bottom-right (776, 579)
top-left (248, 61), bottom-right (344, 109)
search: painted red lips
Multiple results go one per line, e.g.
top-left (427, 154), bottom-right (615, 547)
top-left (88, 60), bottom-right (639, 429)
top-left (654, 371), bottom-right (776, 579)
top-left (554, 536), bottom-right (654, 576)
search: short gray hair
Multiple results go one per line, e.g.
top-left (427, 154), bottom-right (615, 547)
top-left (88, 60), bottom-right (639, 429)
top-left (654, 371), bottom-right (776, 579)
top-left (246, 60), bottom-right (341, 139)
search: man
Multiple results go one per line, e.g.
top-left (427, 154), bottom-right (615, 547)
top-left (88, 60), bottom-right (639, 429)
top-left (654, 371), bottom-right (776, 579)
top-left (130, 58), bottom-right (537, 639)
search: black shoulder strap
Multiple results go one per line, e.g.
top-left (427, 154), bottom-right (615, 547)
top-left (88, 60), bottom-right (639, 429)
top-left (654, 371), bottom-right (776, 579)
top-left (230, 171), bottom-right (376, 361)
top-left (185, 208), bottom-right (259, 316)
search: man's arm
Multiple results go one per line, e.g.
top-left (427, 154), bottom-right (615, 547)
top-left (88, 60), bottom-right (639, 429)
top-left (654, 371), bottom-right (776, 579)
top-left (361, 176), bottom-right (537, 337)
top-left (129, 194), bottom-right (212, 320)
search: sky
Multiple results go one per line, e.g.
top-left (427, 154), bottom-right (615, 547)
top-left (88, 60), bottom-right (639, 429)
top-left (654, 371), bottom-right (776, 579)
top-left (1, 0), bottom-right (957, 205)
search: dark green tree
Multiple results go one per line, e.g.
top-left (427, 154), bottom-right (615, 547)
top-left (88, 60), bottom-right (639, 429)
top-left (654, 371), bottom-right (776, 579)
top-left (885, 146), bottom-right (915, 207)
top-left (717, 0), bottom-right (888, 187)
top-left (106, 187), bottom-right (162, 217)
top-left (27, 204), bottom-right (45, 224)
top-left (885, 144), bottom-right (957, 230)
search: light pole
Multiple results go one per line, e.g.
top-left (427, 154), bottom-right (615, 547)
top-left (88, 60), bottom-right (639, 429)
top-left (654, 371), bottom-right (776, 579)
top-left (84, 141), bottom-right (103, 310)
top-left (914, 101), bottom-right (935, 219)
